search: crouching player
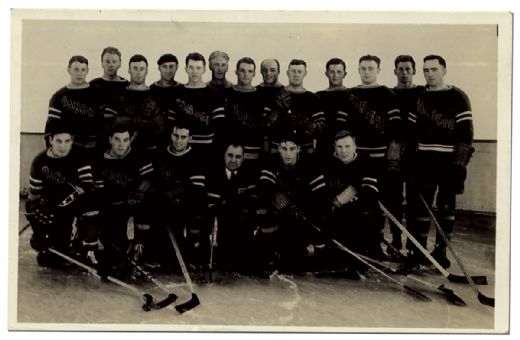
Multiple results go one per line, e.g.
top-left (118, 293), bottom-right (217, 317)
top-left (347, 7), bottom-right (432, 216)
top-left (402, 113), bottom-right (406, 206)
top-left (26, 122), bottom-right (100, 267)
top-left (324, 130), bottom-right (381, 275)
top-left (94, 123), bottom-right (155, 276)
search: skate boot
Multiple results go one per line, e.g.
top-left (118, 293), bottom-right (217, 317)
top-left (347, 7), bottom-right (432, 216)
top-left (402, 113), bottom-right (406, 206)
top-left (431, 244), bottom-right (451, 269)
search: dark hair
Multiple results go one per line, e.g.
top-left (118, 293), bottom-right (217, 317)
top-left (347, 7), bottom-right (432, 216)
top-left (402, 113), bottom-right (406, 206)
top-left (185, 52), bottom-right (206, 67)
top-left (171, 117), bottom-right (192, 134)
top-left (261, 59), bottom-right (280, 72)
top-left (157, 53), bottom-right (178, 66)
top-left (394, 55), bottom-right (416, 70)
top-left (359, 55), bottom-right (381, 68)
top-left (423, 54), bottom-right (447, 68)
top-left (326, 58), bottom-right (346, 72)
top-left (128, 54), bottom-right (148, 67)
top-left (47, 120), bottom-right (74, 138)
top-left (101, 47), bottom-right (122, 60)
top-left (278, 128), bottom-right (302, 146)
top-left (68, 55), bottom-right (88, 67)
top-left (236, 57), bottom-right (256, 71)
top-left (333, 129), bottom-right (357, 144)
top-left (288, 59), bottom-right (307, 69)
top-left (109, 123), bottom-right (133, 137)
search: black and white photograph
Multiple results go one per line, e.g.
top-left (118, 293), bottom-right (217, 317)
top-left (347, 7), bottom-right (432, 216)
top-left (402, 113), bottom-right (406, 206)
top-left (7, 7), bottom-right (512, 334)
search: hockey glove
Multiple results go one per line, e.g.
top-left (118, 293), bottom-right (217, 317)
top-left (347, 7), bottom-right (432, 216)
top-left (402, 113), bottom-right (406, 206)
top-left (126, 191), bottom-right (145, 207)
top-left (26, 198), bottom-right (55, 226)
top-left (303, 121), bottom-right (318, 136)
top-left (332, 185), bottom-right (358, 209)
top-left (452, 143), bottom-right (474, 194)
top-left (272, 191), bottom-right (304, 221)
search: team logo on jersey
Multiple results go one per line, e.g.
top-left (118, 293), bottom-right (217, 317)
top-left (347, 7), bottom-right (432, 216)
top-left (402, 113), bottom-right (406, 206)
top-left (41, 166), bottom-right (69, 185)
top-left (101, 169), bottom-right (133, 187)
top-left (417, 100), bottom-right (455, 131)
top-left (176, 99), bottom-right (210, 126)
top-left (62, 96), bottom-right (97, 118)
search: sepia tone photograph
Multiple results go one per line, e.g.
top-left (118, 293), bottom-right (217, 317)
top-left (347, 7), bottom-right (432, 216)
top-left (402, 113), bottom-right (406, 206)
top-left (8, 8), bottom-right (512, 333)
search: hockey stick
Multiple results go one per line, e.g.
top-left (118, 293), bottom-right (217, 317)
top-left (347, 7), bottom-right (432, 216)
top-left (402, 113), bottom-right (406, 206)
top-left (208, 217), bottom-right (218, 283)
top-left (415, 192), bottom-right (495, 307)
top-left (329, 239), bottom-right (431, 302)
top-left (357, 252), bottom-right (466, 306)
top-left (47, 247), bottom-right (163, 311)
top-left (106, 243), bottom-right (178, 309)
top-left (166, 226), bottom-right (201, 313)
top-left (19, 221), bottom-right (31, 236)
top-left (378, 201), bottom-right (488, 286)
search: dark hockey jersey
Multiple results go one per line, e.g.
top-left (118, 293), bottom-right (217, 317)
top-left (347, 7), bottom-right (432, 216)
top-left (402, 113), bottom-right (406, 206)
top-left (338, 85), bottom-right (401, 158)
top-left (223, 87), bottom-right (268, 159)
top-left (112, 88), bottom-right (167, 151)
top-left (29, 148), bottom-right (94, 207)
top-left (256, 84), bottom-right (284, 116)
top-left (167, 85), bottom-right (226, 146)
top-left (258, 154), bottom-right (327, 217)
top-left (89, 77), bottom-right (129, 114)
top-left (93, 148), bottom-right (154, 204)
top-left (316, 88), bottom-right (351, 135)
top-left (149, 81), bottom-right (181, 109)
top-left (408, 86), bottom-right (473, 154)
top-left (45, 85), bottom-right (108, 148)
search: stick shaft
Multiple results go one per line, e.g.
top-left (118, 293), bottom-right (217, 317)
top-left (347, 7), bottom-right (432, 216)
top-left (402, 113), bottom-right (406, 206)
top-left (166, 227), bottom-right (195, 293)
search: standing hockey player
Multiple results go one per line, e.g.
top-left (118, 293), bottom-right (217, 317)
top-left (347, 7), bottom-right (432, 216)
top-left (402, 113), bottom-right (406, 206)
top-left (207, 50), bottom-right (233, 90)
top-left (112, 54), bottom-right (168, 155)
top-left (317, 58), bottom-right (351, 158)
top-left (150, 53), bottom-right (181, 107)
top-left (257, 129), bottom-right (328, 273)
top-left (336, 55), bottom-right (403, 259)
top-left (222, 57), bottom-right (268, 162)
top-left (167, 52), bottom-right (226, 158)
top-left (325, 130), bottom-right (381, 271)
top-left (154, 120), bottom-right (208, 269)
top-left (94, 123), bottom-right (155, 271)
top-left (390, 55), bottom-right (425, 258)
top-left (206, 142), bottom-right (259, 272)
top-left (268, 59), bottom-right (325, 154)
top-left (26, 122), bottom-right (100, 267)
top-left (407, 55), bottom-right (474, 268)
top-left (257, 58), bottom-right (284, 153)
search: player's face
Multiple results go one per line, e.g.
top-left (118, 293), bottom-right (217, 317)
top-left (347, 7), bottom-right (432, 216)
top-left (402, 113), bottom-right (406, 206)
top-left (326, 64), bottom-right (346, 87)
top-left (287, 65), bottom-right (307, 87)
top-left (235, 62), bottom-right (255, 86)
top-left (334, 136), bottom-right (357, 164)
top-left (279, 141), bottom-right (300, 167)
top-left (185, 60), bottom-right (206, 83)
top-left (423, 59), bottom-right (446, 87)
top-left (171, 127), bottom-right (190, 152)
top-left (358, 60), bottom-right (380, 85)
top-left (49, 133), bottom-right (73, 158)
top-left (394, 61), bottom-right (415, 86)
top-left (210, 56), bottom-right (229, 80)
top-left (101, 53), bottom-right (122, 77)
top-left (224, 145), bottom-right (244, 172)
top-left (128, 61), bottom-right (148, 85)
top-left (67, 62), bottom-right (89, 85)
top-left (261, 60), bottom-right (280, 85)
top-left (109, 131), bottom-right (131, 158)
top-left (159, 62), bottom-right (178, 82)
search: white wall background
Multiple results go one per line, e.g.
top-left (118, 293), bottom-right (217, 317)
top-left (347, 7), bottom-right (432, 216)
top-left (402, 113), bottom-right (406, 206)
top-left (19, 18), bottom-right (498, 140)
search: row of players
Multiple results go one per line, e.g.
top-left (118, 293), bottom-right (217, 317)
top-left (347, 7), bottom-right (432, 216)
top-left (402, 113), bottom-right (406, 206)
top-left (27, 47), bottom-right (474, 277)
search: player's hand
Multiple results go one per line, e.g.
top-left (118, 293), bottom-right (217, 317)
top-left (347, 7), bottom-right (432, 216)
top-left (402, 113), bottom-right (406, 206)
top-left (451, 164), bottom-right (467, 194)
top-left (127, 191), bottom-right (145, 207)
top-left (30, 233), bottom-right (48, 251)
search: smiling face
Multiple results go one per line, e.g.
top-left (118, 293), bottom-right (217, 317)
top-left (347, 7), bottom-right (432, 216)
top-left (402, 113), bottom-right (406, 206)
top-left (185, 59), bottom-right (206, 84)
top-left (68, 61), bottom-right (89, 86)
top-left (261, 59), bottom-right (280, 85)
top-left (210, 55), bottom-right (229, 80)
top-left (334, 135), bottom-right (357, 164)
top-left (171, 127), bottom-right (191, 152)
top-left (109, 131), bottom-right (131, 158)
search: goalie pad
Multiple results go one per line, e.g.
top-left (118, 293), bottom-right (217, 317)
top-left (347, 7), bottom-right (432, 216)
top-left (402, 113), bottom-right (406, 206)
top-left (453, 143), bottom-right (474, 167)
top-left (333, 185), bottom-right (358, 208)
top-left (26, 198), bottom-right (55, 226)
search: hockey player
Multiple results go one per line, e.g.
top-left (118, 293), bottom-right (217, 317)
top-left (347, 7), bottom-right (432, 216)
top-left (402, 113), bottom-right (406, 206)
top-left (407, 55), bottom-right (474, 268)
top-left (257, 129), bottom-right (328, 273)
top-left (112, 54), bottom-right (168, 155)
top-left (207, 50), bottom-right (233, 90)
top-left (26, 122), bottom-right (100, 267)
top-left (316, 58), bottom-right (351, 158)
top-left (222, 57), bottom-right (268, 162)
top-left (256, 58), bottom-right (285, 153)
top-left (390, 55), bottom-right (426, 258)
top-left (267, 59), bottom-right (325, 154)
top-left (167, 52), bottom-right (226, 158)
top-left (206, 142), bottom-right (259, 272)
top-left (336, 55), bottom-right (403, 259)
top-left (45, 55), bottom-right (109, 153)
top-left (153, 120), bottom-right (209, 269)
top-left (325, 130), bottom-right (381, 269)
top-left (94, 123), bottom-right (155, 272)
top-left (150, 53), bottom-right (181, 107)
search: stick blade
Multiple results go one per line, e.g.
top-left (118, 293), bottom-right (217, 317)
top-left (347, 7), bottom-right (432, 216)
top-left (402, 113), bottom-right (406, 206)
top-left (142, 293), bottom-right (155, 312)
top-left (175, 293), bottom-right (200, 314)
top-left (404, 285), bottom-right (432, 302)
top-left (154, 293), bottom-right (178, 309)
top-left (448, 273), bottom-right (488, 285)
top-left (438, 285), bottom-right (466, 306)
top-left (478, 292), bottom-right (495, 307)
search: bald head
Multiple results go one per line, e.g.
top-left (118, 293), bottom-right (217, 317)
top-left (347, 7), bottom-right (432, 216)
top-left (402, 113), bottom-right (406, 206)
top-left (260, 59), bottom-right (280, 86)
